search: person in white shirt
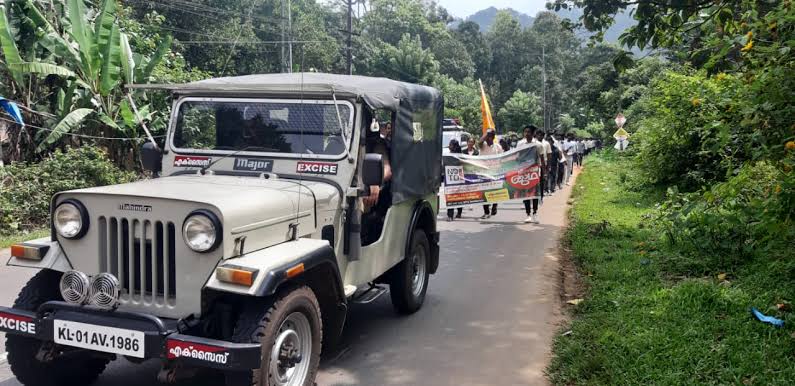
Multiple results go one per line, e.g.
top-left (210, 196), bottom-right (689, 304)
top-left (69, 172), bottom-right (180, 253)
top-left (478, 128), bottom-right (503, 156)
top-left (562, 133), bottom-right (577, 185)
top-left (554, 134), bottom-right (567, 189)
top-left (478, 129), bottom-right (503, 219)
top-left (516, 125), bottom-right (546, 223)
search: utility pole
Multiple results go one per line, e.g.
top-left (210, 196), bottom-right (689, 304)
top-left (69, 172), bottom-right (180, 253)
top-left (541, 45), bottom-right (547, 132)
top-left (280, 0), bottom-right (286, 73)
top-left (287, 0), bottom-right (293, 73)
top-left (346, 0), bottom-right (353, 75)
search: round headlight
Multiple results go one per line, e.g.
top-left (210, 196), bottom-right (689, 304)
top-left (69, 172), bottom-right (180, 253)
top-left (54, 200), bottom-right (88, 239)
top-left (182, 211), bottom-right (221, 252)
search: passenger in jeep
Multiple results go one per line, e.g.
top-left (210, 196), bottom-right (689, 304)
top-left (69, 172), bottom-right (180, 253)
top-left (362, 118), bottom-right (393, 245)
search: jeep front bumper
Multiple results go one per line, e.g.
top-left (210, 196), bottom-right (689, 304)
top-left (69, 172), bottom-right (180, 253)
top-left (0, 302), bottom-right (261, 371)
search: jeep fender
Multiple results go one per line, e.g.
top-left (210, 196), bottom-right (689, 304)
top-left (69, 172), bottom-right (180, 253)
top-left (204, 239), bottom-right (344, 301)
top-left (6, 238), bottom-right (72, 272)
top-left (204, 238), bottom-right (347, 350)
top-left (406, 200), bottom-right (440, 274)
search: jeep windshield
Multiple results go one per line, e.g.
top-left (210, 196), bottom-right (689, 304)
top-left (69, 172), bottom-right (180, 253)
top-left (171, 98), bottom-right (353, 156)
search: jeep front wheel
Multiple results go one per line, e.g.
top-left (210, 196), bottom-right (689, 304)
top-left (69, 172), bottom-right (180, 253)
top-left (226, 286), bottom-right (322, 386)
top-left (389, 228), bottom-right (431, 314)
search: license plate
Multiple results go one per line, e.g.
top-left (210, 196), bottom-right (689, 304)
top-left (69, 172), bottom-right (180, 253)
top-left (53, 320), bottom-right (145, 358)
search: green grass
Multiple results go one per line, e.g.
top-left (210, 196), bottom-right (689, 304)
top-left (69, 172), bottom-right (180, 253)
top-left (548, 151), bottom-right (795, 385)
top-left (0, 228), bottom-right (49, 249)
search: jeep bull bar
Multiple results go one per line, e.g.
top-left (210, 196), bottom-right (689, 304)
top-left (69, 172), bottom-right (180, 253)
top-left (0, 301), bottom-right (261, 371)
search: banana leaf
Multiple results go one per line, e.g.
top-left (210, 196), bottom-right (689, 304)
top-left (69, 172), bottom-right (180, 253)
top-left (96, 111), bottom-right (120, 130)
top-left (9, 61), bottom-right (91, 89)
top-left (99, 23), bottom-right (121, 96)
top-left (139, 35), bottom-right (172, 82)
top-left (20, 0), bottom-right (51, 31)
top-left (120, 32), bottom-right (134, 85)
top-left (0, 3), bottom-right (24, 84)
top-left (67, 0), bottom-right (95, 80)
top-left (36, 108), bottom-right (94, 152)
top-left (94, 0), bottom-right (116, 50)
top-left (38, 31), bottom-right (87, 77)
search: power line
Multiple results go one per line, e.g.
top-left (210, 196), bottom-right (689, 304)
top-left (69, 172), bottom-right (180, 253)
top-left (123, 0), bottom-right (285, 27)
top-left (177, 40), bottom-right (324, 45)
top-left (0, 116), bottom-right (165, 141)
top-left (122, 0), bottom-right (282, 35)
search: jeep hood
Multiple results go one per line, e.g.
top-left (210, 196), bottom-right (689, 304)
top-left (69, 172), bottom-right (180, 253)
top-left (56, 174), bottom-right (340, 257)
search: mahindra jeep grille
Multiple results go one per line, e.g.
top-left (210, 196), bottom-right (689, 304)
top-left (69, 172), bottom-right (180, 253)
top-left (98, 217), bottom-right (177, 306)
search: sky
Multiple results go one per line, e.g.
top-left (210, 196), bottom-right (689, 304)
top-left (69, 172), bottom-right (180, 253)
top-left (436, 0), bottom-right (549, 19)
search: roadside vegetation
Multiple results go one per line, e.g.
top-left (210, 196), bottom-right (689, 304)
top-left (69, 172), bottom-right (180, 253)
top-left (549, 151), bottom-right (795, 385)
top-left (0, 146), bottom-right (136, 245)
top-left (549, 1), bottom-right (795, 382)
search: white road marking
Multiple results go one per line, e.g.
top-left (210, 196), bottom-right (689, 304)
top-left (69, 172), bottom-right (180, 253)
top-left (0, 352), bottom-right (7, 364)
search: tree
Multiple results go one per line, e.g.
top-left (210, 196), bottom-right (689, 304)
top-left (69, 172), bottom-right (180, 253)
top-left (454, 21), bottom-right (491, 80)
top-left (376, 34), bottom-right (439, 84)
top-left (0, 0), bottom-right (170, 158)
top-left (430, 32), bottom-right (475, 81)
top-left (486, 11), bottom-right (523, 109)
top-left (433, 75), bottom-right (480, 132)
top-left (497, 90), bottom-right (541, 131)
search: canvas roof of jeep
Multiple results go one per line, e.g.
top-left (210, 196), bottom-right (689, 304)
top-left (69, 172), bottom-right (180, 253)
top-left (131, 73), bottom-right (443, 204)
top-left (131, 73), bottom-right (438, 111)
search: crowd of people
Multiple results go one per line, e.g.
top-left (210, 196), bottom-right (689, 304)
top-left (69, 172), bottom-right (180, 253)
top-left (445, 126), bottom-right (598, 224)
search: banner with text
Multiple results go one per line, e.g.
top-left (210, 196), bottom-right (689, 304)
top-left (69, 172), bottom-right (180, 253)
top-left (443, 146), bottom-right (541, 207)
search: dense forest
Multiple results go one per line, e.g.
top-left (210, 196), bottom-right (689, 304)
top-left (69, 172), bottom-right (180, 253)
top-left (0, 0), bottom-right (641, 165)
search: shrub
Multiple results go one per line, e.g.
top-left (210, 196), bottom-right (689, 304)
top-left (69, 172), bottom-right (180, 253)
top-left (631, 71), bottom-right (749, 190)
top-left (656, 158), bottom-right (794, 275)
top-left (0, 146), bottom-right (137, 234)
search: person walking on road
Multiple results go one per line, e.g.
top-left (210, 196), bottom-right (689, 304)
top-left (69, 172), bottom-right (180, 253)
top-left (479, 128), bottom-right (503, 219)
top-left (546, 132), bottom-right (560, 194)
top-left (446, 139), bottom-right (464, 221)
top-left (576, 138), bottom-right (585, 167)
top-left (555, 134), bottom-right (567, 189)
top-left (517, 125), bottom-right (545, 224)
top-left (563, 133), bottom-right (577, 186)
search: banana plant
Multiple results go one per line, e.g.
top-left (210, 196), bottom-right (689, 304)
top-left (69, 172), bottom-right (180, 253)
top-left (0, 0), bottom-right (171, 152)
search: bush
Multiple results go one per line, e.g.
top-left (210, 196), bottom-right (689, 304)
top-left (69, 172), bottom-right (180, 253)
top-left (656, 157), bottom-right (795, 275)
top-left (0, 146), bottom-right (137, 234)
top-left (631, 71), bottom-right (749, 190)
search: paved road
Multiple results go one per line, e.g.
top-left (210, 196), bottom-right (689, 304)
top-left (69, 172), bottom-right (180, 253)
top-left (0, 178), bottom-right (574, 386)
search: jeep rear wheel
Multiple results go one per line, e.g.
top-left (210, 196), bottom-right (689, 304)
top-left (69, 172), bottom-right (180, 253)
top-left (226, 286), bottom-right (322, 386)
top-left (6, 270), bottom-right (110, 386)
top-left (389, 228), bottom-right (431, 314)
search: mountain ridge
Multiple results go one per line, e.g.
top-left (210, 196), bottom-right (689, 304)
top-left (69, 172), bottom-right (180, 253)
top-left (451, 6), bottom-right (640, 53)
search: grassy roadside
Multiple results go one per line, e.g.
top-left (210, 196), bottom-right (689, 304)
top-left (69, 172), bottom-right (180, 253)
top-left (548, 151), bottom-right (795, 385)
top-left (0, 229), bottom-right (49, 249)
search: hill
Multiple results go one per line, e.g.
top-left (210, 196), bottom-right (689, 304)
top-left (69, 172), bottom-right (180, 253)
top-left (458, 6), bottom-right (534, 31)
top-left (451, 6), bottom-right (642, 53)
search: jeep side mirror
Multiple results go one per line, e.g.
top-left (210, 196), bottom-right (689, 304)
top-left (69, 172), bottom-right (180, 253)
top-left (362, 153), bottom-right (383, 187)
top-left (141, 142), bottom-right (162, 176)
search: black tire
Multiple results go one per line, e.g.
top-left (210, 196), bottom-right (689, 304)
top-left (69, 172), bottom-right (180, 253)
top-left (225, 286), bottom-right (322, 386)
top-left (6, 270), bottom-right (110, 386)
top-left (389, 228), bottom-right (431, 314)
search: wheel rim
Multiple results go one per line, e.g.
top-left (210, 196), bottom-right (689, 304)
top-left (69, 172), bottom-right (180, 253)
top-left (269, 312), bottom-right (312, 386)
top-left (410, 243), bottom-right (427, 298)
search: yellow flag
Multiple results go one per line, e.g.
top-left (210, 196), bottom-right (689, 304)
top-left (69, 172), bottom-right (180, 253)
top-left (479, 79), bottom-right (496, 135)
